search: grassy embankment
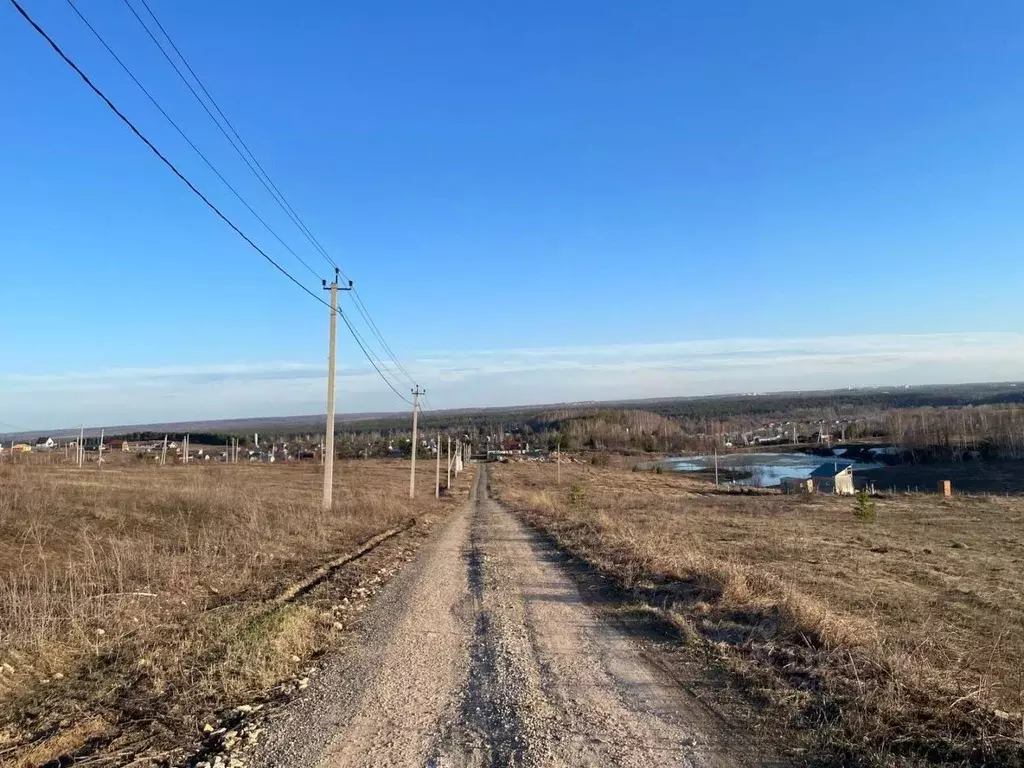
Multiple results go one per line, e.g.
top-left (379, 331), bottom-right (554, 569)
top-left (491, 460), bottom-right (1024, 766)
top-left (0, 459), bottom-right (467, 767)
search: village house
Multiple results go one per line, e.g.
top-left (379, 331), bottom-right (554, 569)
top-left (34, 436), bottom-right (55, 450)
top-left (809, 462), bottom-right (856, 495)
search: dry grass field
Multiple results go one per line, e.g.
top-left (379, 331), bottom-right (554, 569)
top-left (0, 459), bottom-right (467, 767)
top-left (491, 460), bottom-right (1024, 766)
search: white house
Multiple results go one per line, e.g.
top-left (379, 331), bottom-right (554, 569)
top-left (34, 437), bottom-right (55, 451)
top-left (809, 463), bottom-right (856, 495)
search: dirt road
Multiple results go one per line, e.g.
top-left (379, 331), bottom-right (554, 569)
top-left (253, 466), bottom-right (769, 767)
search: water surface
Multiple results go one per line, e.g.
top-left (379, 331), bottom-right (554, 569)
top-left (664, 451), bottom-right (883, 487)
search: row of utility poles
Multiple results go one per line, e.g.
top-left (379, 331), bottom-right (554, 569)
top-left (320, 271), bottom-right (464, 510)
top-left (431, 432), bottom-right (468, 498)
top-left (409, 387), bottom-right (471, 499)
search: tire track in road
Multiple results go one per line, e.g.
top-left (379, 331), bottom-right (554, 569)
top-left (252, 465), bottom-right (778, 768)
top-left (429, 469), bottom-right (529, 767)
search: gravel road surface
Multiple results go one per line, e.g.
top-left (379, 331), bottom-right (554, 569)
top-left (252, 465), bottom-right (769, 767)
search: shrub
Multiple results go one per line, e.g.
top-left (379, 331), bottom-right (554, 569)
top-left (567, 484), bottom-right (586, 506)
top-left (854, 489), bottom-right (876, 521)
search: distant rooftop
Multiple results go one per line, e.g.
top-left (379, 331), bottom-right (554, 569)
top-left (809, 461), bottom-right (854, 478)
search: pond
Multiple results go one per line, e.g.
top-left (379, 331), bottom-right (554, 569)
top-left (662, 451), bottom-right (884, 488)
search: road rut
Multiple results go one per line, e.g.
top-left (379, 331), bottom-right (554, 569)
top-left (253, 466), bottom-right (769, 767)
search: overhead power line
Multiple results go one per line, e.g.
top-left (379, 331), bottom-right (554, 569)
top-left (8, 0), bottom-right (331, 309)
top-left (340, 308), bottom-right (403, 391)
top-left (339, 310), bottom-right (412, 405)
top-left (11, 0), bottom-right (416, 405)
top-left (123, 0), bottom-right (425, 398)
top-left (65, 0), bottom-right (324, 283)
top-left (123, 1), bottom-right (420, 395)
top-left (122, 0), bottom-right (337, 272)
top-left (350, 289), bottom-right (419, 387)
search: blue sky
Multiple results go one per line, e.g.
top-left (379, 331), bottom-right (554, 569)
top-left (3, 1), bottom-right (1024, 429)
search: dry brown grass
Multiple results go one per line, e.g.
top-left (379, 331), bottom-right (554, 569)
top-left (0, 459), bottom-right (466, 766)
top-left (491, 460), bottom-right (1024, 766)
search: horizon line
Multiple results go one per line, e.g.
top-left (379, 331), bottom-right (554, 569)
top-left (4, 379), bottom-right (1022, 438)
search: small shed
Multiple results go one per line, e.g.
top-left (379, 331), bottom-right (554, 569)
top-left (810, 462), bottom-right (855, 495)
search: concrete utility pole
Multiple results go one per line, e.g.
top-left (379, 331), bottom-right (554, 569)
top-left (714, 447), bottom-right (720, 486)
top-left (98, 428), bottom-right (104, 471)
top-left (409, 387), bottom-right (424, 499)
top-left (447, 436), bottom-right (452, 490)
top-left (161, 434), bottom-right (168, 466)
top-left (557, 439), bottom-right (561, 485)
top-left (78, 425), bottom-right (84, 468)
top-left (435, 432), bottom-right (441, 498)
top-left (322, 269), bottom-right (352, 511)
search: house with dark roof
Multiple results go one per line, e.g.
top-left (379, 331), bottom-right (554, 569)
top-left (809, 462), bottom-right (855, 495)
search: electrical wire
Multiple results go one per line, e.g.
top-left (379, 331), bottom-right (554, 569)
top-left (338, 311), bottom-right (412, 405)
top-left (346, 295), bottom-right (413, 387)
top-left (11, 0), bottom-right (415, 405)
top-left (350, 289), bottom-right (418, 386)
top-left (124, 0), bottom-right (337, 272)
top-left (8, 0), bottom-right (332, 311)
top-left (339, 307), bottom-right (409, 400)
top-left (126, 1), bottom-right (422, 396)
top-left (65, 0), bottom-right (324, 282)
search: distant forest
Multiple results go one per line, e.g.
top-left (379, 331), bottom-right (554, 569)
top-left (92, 382), bottom-right (1024, 460)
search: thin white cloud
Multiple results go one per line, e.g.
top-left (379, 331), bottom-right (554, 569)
top-left (3, 332), bottom-right (1023, 430)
